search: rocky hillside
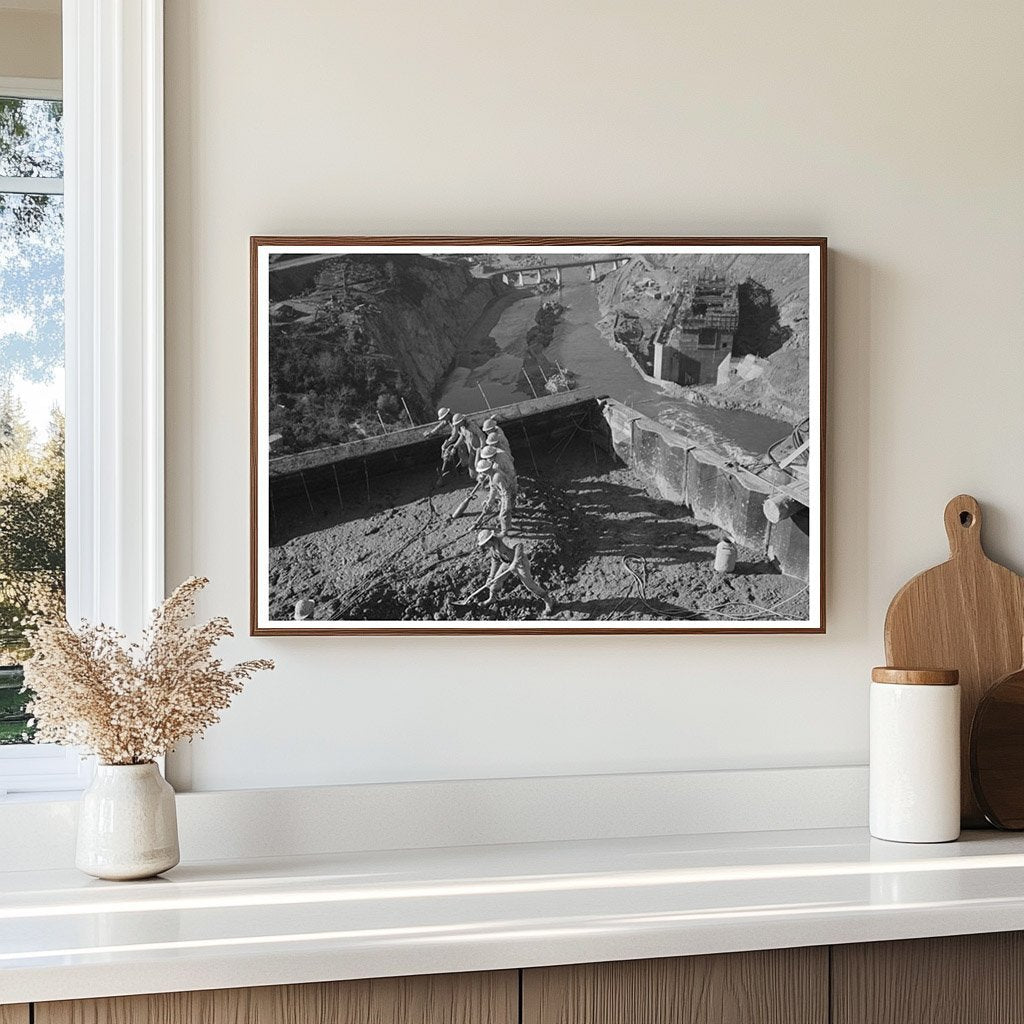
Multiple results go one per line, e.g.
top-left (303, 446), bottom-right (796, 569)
top-left (597, 253), bottom-right (811, 423)
top-left (268, 255), bottom-right (507, 454)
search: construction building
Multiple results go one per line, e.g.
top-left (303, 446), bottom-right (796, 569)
top-left (653, 270), bottom-right (740, 385)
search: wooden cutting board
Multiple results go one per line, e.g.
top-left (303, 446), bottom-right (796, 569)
top-left (884, 494), bottom-right (1024, 826)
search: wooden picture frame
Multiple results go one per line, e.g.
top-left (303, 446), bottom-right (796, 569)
top-left (251, 237), bottom-right (826, 635)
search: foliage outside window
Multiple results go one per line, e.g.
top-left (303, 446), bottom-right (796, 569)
top-left (0, 95), bottom-right (65, 744)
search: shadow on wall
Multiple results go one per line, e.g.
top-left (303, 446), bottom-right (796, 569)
top-left (734, 279), bottom-right (793, 358)
top-left (826, 248), bottom-right (871, 636)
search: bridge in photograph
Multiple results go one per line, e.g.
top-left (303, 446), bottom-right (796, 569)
top-left (493, 257), bottom-right (632, 287)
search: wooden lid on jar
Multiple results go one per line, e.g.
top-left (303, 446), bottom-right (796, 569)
top-left (871, 667), bottom-right (960, 686)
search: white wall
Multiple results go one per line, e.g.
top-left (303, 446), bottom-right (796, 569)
top-left (164, 0), bottom-right (1024, 792)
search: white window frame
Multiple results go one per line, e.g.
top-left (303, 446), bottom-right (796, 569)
top-left (0, 0), bottom-right (165, 797)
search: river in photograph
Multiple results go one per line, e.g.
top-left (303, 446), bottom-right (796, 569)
top-left (437, 269), bottom-right (793, 462)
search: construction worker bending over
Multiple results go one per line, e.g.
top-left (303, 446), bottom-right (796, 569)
top-left (478, 443), bottom-right (516, 488)
top-left (431, 407), bottom-right (464, 477)
top-left (477, 529), bottom-right (555, 616)
top-left (454, 412), bottom-right (486, 452)
top-left (424, 406), bottom-right (454, 438)
top-left (446, 412), bottom-right (486, 480)
top-left (475, 456), bottom-right (516, 536)
top-left (481, 416), bottom-right (511, 452)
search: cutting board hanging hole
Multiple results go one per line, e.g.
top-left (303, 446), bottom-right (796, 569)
top-left (944, 494), bottom-right (983, 556)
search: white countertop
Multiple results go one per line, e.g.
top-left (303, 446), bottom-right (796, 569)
top-left (4, 826), bottom-right (1024, 1004)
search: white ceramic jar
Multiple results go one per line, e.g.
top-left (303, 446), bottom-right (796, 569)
top-left (870, 667), bottom-right (960, 843)
top-left (76, 762), bottom-right (180, 880)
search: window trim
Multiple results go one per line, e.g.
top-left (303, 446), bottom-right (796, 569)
top-left (64, 0), bottom-right (165, 636)
top-left (0, 76), bottom-right (62, 101)
top-left (0, 175), bottom-right (64, 195)
top-left (0, 744), bottom-right (92, 797)
top-left (0, 0), bottom-right (165, 796)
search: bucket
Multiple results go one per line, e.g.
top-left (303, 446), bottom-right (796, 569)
top-left (714, 540), bottom-right (737, 573)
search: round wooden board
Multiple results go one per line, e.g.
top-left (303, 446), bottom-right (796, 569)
top-left (971, 664), bottom-right (1024, 829)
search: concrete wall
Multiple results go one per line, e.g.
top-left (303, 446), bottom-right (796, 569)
top-left (0, 6), bottom-right (61, 81)
top-left (164, 1), bottom-right (1024, 792)
top-left (601, 399), bottom-right (809, 581)
top-left (270, 390), bottom-right (598, 512)
top-left (677, 331), bottom-right (726, 385)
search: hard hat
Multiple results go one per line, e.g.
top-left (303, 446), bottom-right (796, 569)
top-left (485, 432), bottom-right (502, 445)
top-left (479, 444), bottom-right (499, 459)
top-left (436, 407), bottom-right (451, 420)
top-left (294, 599), bottom-right (315, 621)
top-left (452, 412), bottom-right (467, 425)
top-left (477, 529), bottom-right (496, 546)
top-left (482, 417), bottom-right (498, 430)
top-left (475, 458), bottom-right (494, 474)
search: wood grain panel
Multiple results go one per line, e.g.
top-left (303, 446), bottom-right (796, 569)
top-left (0, 1006), bottom-right (30, 1024)
top-left (832, 933), bottom-right (1024, 1024)
top-left (522, 948), bottom-right (828, 1024)
top-left (36, 971), bottom-right (517, 1024)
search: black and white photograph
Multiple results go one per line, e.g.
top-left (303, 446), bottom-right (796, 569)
top-left (251, 239), bottom-right (825, 634)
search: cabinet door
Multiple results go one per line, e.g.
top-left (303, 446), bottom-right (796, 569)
top-left (832, 932), bottom-right (1024, 1024)
top-left (0, 1007), bottom-right (29, 1024)
top-left (36, 971), bottom-right (517, 1024)
top-left (523, 948), bottom-right (828, 1024)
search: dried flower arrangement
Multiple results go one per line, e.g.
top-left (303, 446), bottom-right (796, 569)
top-left (23, 577), bottom-right (273, 765)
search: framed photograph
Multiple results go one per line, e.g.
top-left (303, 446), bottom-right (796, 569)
top-left (251, 237), bottom-right (826, 635)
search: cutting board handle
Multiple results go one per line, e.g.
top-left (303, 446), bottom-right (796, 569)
top-left (944, 494), bottom-right (983, 559)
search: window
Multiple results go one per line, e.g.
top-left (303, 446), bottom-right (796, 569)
top-left (0, 80), bottom-right (79, 794)
top-left (0, 87), bottom-right (65, 737)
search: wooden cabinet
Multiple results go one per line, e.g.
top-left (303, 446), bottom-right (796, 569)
top-left (522, 948), bottom-right (828, 1024)
top-left (831, 932), bottom-right (1024, 1024)
top-left (14, 933), bottom-right (1024, 1024)
top-left (34, 972), bottom-right (518, 1024)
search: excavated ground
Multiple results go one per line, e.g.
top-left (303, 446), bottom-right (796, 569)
top-left (269, 436), bottom-right (808, 624)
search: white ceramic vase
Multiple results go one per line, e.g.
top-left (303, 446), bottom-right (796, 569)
top-left (76, 762), bottom-right (180, 880)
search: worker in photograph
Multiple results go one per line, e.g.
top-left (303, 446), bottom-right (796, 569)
top-left (423, 406), bottom-right (454, 437)
top-left (475, 454), bottom-right (516, 536)
top-left (444, 412), bottom-right (485, 480)
top-left (479, 442), bottom-right (516, 488)
top-left (429, 407), bottom-right (465, 478)
top-left (481, 416), bottom-right (511, 451)
top-left (476, 529), bottom-right (555, 616)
